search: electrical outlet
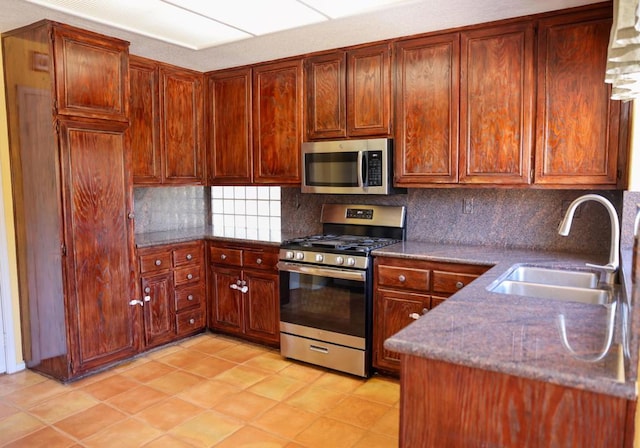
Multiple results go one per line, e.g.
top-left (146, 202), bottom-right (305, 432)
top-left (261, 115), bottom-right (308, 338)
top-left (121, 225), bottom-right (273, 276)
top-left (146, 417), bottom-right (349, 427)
top-left (463, 198), bottom-right (473, 214)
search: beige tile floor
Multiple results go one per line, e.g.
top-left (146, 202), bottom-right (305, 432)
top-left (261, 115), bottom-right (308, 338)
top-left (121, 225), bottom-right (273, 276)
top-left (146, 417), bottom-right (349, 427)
top-left (0, 333), bottom-right (400, 447)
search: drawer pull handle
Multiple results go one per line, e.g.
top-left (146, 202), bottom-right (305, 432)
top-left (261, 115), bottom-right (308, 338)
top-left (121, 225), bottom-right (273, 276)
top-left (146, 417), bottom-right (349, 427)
top-left (398, 275), bottom-right (406, 282)
top-left (455, 281), bottom-right (464, 289)
top-left (230, 283), bottom-right (238, 290)
top-left (189, 318), bottom-right (195, 325)
top-left (409, 312), bottom-right (420, 320)
top-left (309, 344), bottom-right (329, 354)
top-left (155, 259), bottom-right (162, 266)
top-left (256, 258), bottom-right (262, 264)
top-left (187, 294), bottom-right (194, 301)
top-left (187, 273), bottom-right (193, 280)
top-left (221, 254), bottom-right (227, 260)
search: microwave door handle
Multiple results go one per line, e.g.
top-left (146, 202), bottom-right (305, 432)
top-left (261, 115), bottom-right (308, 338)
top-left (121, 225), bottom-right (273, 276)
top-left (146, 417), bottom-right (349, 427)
top-left (358, 151), bottom-right (368, 188)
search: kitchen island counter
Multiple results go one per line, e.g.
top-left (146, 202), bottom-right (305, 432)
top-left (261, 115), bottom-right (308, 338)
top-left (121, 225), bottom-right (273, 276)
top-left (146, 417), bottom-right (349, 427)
top-left (376, 241), bottom-right (637, 400)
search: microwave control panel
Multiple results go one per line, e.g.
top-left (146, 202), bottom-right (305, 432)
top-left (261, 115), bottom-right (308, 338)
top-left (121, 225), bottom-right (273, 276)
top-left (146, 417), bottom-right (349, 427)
top-left (367, 151), bottom-right (383, 186)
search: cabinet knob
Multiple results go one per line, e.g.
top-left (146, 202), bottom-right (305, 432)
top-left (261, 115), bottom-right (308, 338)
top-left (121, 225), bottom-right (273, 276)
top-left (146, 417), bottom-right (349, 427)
top-left (144, 287), bottom-right (151, 293)
top-left (409, 312), bottom-right (420, 320)
top-left (398, 275), bottom-right (406, 282)
top-left (240, 286), bottom-right (248, 294)
top-left (143, 295), bottom-right (151, 302)
top-left (127, 212), bottom-right (135, 219)
top-left (221, 254), bottom-right (227, 260)
top-left (187, 273), bottom-right (193, 280)
top-left (189, 318), bottom-right (195, 325)
top-left (187, 294), bottom-right (194, 301)
top-left (155, 259), bottom-right (162, 266)
top-left (455, 281), bottom-right (464, 289)
top-left (256, 258), bottom-right (262, 264)
top-left (186, 254), bottom-right (193, 260)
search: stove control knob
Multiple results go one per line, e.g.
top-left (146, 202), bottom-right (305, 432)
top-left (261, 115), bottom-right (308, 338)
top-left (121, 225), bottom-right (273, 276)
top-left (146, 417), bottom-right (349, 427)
top-left (285, 251), bottom-right (294, 259)
top-left (346, 257), bottom-right (356, 266)
top-left (295, 252), bottom-right (305, 260)
top-left (335, 256), bottom-right (344, 265)
top-left (315, 254), bottom-right (324, 262)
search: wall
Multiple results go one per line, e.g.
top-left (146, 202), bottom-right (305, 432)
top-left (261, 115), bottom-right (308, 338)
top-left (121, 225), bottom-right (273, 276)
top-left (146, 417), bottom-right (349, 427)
top-left (133, 187), bottom-right (209, 234)
top-left (0, 37), bottom-right (23, 367)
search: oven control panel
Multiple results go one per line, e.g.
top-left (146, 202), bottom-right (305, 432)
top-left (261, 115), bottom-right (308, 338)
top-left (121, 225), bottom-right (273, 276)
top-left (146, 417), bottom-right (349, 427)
top-left (280, 249), bottom-right (368, 270)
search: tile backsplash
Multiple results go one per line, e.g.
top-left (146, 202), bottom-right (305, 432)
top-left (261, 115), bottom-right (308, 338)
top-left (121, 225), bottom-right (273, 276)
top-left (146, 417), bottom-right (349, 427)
top-left (134, 185), bottom-right (626, 257)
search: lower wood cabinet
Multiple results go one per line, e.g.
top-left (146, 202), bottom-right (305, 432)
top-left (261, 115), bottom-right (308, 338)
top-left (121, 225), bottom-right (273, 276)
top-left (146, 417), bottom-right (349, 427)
top-left (137, 241), bottom-right (206, 349)
top-left (208, 242), bottom-right (280, 346)
top-left (400, 355), bottom-right (635, 447)
top-left (373, 256), bottom-right (489, 375)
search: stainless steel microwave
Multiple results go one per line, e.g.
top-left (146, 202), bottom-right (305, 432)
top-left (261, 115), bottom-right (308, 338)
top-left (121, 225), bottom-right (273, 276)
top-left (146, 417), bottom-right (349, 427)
top-left (301, 138), bottom-right (405, 195)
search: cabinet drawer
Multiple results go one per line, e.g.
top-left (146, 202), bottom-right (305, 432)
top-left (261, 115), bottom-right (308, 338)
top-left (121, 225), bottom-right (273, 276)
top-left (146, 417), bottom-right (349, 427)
top-left (244, 250), bottom-right (278, 270)
top-left (432, 271), bottom-right (480, 295)
top-left (176, 309), bottom-right (205, 335)
top-left (175, 284), bottom-right (205, 311)
top-left (210, 246), bottom-right (243, 267)
top-left (378, 265), bottom-right (430, 291)
top-left (173, 244), bottom-right (203, 267)
top-left (174, 264), bottom-right (203, 286)
top-left (139, 252), bottom-right (172, 273)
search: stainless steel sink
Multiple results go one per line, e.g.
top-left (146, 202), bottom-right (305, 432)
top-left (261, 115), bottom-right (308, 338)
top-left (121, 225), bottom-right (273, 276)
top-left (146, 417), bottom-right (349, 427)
top-left (489, 264), bottom-right (611, 305)
top-left (504, 266), bottom-right (599, 288)
top-left (491, 280), bottom-right (610, 305)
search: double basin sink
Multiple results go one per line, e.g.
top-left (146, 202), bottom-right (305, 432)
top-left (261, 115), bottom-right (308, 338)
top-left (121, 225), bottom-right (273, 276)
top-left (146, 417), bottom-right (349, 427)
top-left (489, 265), bottom-right (612, 305)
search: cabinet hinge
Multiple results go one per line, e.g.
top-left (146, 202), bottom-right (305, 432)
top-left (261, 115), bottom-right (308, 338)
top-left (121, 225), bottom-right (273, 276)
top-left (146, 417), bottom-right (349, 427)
top-left (61, 244), bottom-right (66, 256)
top-left (49, 27), bottom-right (55, 43)
top-left (617, 169), bottom-right (622, 180)
top-left (53, 99), bottom-right (58, 115)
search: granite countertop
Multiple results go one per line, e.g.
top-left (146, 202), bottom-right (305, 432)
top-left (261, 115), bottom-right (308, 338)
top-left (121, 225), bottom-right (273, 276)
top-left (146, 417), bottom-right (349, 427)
top-left (134, 226), bottom-right (303, 248)
top-left (377, 241), bottom-right (637, 400)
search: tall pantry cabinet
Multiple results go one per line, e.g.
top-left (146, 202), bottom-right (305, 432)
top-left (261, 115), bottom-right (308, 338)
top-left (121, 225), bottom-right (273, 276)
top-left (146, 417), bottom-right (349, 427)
top-left (2, 21), bottom-right (138, 381)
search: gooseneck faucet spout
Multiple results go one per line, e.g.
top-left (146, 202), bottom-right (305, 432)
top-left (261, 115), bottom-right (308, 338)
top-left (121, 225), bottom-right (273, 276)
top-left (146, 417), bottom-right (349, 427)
top-left (558, 194), bottom-right (620, 284)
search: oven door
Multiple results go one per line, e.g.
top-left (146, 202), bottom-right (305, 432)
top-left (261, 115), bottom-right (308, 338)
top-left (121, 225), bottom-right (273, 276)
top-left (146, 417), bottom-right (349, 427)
top-left (277, 261), bottom-right (370, 376)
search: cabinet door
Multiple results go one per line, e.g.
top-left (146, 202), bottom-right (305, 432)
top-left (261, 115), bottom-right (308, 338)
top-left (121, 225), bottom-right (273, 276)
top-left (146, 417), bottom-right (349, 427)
top-left (535, 8), bottom-right (621, 186)
top-left (141, 272), bottom-right (175, 348)
top-left (209, 265), bottom-right (243, 335)
top-left (373, 288), bottom-right (427, 373)
top-left (304, 52), bottom-right (347, 139)
top-left (53, 25), bottom-right (128, 122)
top-left (129, 56), bottom-right (161, 184)
top-left (160, 66), bottom-right (204, 184)
top-left (206, 68), bottom-right (253, 184)
top-left (244, 270), bottom-right (279, 344)
top-left (252, 59), bottom-right (302, 184)
top-left (460, 22), bottom-right (534, 184)
top-left (394, 34), bottom-right (460, 185)
top-left (59, 119), bottom-right (138, 374)
top-left (347, 44), bottom-right (392, 137)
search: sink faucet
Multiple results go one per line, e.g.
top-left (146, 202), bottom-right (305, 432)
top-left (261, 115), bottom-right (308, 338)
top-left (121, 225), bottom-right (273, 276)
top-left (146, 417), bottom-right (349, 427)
top-left (558, 194), bottom-right (620, 284)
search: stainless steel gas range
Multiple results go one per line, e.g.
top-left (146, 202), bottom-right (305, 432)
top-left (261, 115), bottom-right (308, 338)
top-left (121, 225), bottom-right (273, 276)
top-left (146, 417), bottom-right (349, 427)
top-left (277, 204), bottom-right (406, 377)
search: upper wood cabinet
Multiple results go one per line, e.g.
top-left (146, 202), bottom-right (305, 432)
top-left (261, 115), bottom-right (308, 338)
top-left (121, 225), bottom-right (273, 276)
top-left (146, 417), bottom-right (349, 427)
top-left (206, 67), bottom-right (253, 185)
top-left (304, 43), bottom-right (391, 140)
top-left (129, 56), bottom-right (161, 184)
top-left (129, 56), bottom-right (204, 185)
top-left (252, 59), bottom-right (302, 184)
top-left (535, 7), bottom-right (623, 187)
top-left (394, 33), bottom-right (460, 184)
top-left (460, 22), bottom-right (535, 185)
top-left (52, 23), bottom-right (129, 122)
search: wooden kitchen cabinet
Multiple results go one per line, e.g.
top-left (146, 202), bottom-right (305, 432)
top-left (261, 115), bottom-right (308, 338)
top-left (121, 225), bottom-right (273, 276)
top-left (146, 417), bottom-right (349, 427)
top-left (373, 256), bottom-right (489, 375)
top-left (394, 33), bottom-right (460, 184)
top-left (400, 355), bottom-right (635, 447)
top-left (252, 59), bottom-right (302, 184)
top-left (535, 6), bottom-right (625, 187)
top-left (209, 242), bottom-right (280, 345)
top-left (2, 21), bottom-right (137, 381)
top-left (460, 22), bottom-right (535, 184)
top-left (129, 56), bottom-right (204, 185)
top-left (304, 43), bottom-right (391, 140)
top-left (137, 241), bottom-right (206, 349)
top-left (206, 67), bottom-right (253, 185)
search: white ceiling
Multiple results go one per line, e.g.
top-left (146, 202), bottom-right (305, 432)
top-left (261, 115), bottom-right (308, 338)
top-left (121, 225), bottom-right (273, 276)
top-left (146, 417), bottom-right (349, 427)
top-left (2, 0), bottom-right (605, 72)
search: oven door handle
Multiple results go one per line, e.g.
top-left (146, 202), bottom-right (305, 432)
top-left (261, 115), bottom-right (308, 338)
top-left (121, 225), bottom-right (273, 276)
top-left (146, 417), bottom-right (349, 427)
top-left (277, 262), bottom-right (366, 282)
